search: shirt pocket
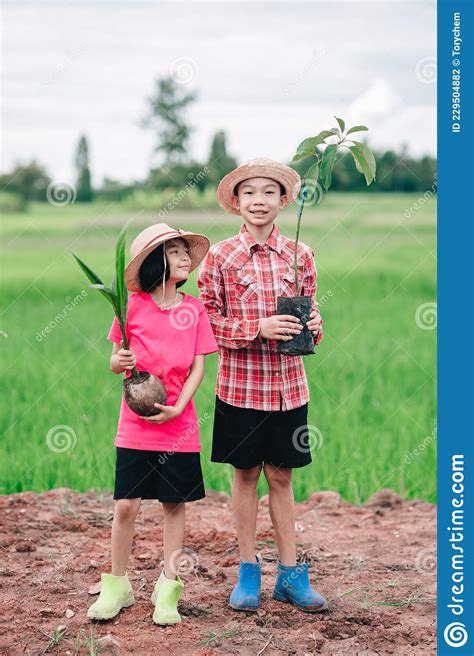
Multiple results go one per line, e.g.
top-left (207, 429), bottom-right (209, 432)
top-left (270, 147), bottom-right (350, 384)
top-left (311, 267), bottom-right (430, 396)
top-left (224, 269), bottom-right (259, 306)
top-left (279, 270), bottom-right (297, 297)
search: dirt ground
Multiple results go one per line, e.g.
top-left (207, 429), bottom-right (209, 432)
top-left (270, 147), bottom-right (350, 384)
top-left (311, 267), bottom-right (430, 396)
top-left (0, 488), bottom-right (436, 656)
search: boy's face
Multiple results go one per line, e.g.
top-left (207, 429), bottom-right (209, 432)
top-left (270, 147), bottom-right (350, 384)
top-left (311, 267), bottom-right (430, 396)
top-left (231, 177), bottom-right (287, 228)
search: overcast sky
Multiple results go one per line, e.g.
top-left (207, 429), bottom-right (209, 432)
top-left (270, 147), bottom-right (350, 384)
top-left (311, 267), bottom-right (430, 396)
top-left (1, 1), bottom-right (436, 185)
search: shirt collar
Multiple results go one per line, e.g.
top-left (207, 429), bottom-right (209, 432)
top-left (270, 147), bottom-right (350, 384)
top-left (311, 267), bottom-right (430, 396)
top-left (239, 223), bottom-right (282, 255)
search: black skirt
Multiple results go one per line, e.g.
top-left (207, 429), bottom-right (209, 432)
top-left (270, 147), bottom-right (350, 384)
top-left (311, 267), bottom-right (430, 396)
top-left (211, 396), bottom-right (313, 470)
top-left (113, 447), bottom-right (205, 502)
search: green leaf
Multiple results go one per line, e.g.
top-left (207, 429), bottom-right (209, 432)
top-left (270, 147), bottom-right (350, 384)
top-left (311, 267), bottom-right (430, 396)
top-left (302, 161), bottom-right (320, 202)
top-left (346, 125), bottom-right (368, 136)
top-left (89, 283), bottom-right (116, 294)
top-left (320, 144), bottom-right (338, 190)
top-left (352, 153), bottom-right (364, 175)
top-left (111, 272), bottom-right (117, 298)
top-left (88, 284), bottom-right (120, 314)
top-left (292, 130), bottom-right (339, 161)
top-left (70, 251), bottom-right (104, 286)
top-left (334, 116), bottom-right (345, 135)
top-left (305, 160), bottom-right (320, 183)
top-left (349, 141), bottom-right (377, 185)
top-left (71, 251), bottom-right (121, 314)
top-left (115, 222), bottom-right (128, 325)
top-left (293, 150), bottom-right (314, 162)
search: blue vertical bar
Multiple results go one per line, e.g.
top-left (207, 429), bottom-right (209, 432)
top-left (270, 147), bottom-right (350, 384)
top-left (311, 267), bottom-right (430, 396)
top-left (438, 1), bottom-right (474, 654)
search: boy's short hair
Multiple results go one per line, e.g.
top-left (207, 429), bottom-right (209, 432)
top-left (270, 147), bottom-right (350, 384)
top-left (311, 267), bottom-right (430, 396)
top-left (139, 238), bottom-right (188, 292)
top-left (233, 179), bottom-right (286, 197)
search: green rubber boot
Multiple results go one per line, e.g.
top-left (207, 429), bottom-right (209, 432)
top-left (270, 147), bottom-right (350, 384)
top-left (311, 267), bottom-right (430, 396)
top-left (87, 572), bottom-right (135, 620)
top-left (151, 570), bottom-right (184, 625)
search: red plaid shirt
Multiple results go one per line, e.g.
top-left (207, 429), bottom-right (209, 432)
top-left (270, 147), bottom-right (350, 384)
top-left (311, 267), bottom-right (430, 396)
top-left (197, 224), bottom-right (323, 411)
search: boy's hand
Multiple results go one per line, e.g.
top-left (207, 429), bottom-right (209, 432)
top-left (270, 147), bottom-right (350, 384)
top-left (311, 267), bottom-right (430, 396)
top-left (118, 340), bottom-right (137, 370)
top-left (141, 403), bottom-right (182, 424)
top-left (306, 310), bottom-right (323, 338)
top-left (259, 315), bottom-right (303, 341)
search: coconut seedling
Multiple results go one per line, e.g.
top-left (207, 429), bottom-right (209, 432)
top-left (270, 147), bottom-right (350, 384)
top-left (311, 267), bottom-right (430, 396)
top-left (70, 224), bottom-right (166, 416)
top-left (277, 116), bottom-right (377, 355)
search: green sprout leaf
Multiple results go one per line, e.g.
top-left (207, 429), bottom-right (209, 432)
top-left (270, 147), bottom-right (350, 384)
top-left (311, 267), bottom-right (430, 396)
top-left (71, 230), bottom-right (137, 376)
top-left (349, 141), bottom-right (377, 185)
top-left (70, 252), bottom-right (104, 286)
top-left (71, 252), bottom-right (120, 315)
top-left (334, 116), bottom-right (345, 136)
top-left (88, 284), bottom-right (120, 314)
top-left (320, 144), bottom-right (338, 190)
top-left (115, 222), bottom-right (128, 326)
top-left (346, 125), bottom-right (368, 136)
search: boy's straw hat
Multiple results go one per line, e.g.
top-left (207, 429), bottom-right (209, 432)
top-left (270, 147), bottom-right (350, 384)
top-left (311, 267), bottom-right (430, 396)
top-left (216, 157), bottom-right (301, 215)
top-left (124, 223), bottom-right (210, 292)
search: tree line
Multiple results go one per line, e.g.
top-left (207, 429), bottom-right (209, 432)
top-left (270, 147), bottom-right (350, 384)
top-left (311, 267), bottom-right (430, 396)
top-left (0, 77), bottom-right (436, 207)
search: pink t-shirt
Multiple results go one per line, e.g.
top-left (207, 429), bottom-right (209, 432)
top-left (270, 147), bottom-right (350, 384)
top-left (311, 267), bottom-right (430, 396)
top-left (107, 291), bottom-right (218, 452)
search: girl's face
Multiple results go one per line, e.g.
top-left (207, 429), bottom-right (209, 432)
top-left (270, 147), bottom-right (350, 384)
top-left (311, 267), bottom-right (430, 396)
top-left (165, 238), bottom-right (191, 283)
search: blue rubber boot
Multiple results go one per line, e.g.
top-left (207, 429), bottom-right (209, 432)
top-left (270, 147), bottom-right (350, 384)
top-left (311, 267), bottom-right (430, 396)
top-left (229, 556), bottom-right (261, 611)
top-left (273, 561), bottom-right (328, 612)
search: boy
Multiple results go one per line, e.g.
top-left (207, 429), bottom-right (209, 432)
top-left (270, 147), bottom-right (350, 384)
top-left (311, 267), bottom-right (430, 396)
top-left (197, 158), bottom-right (327, 612)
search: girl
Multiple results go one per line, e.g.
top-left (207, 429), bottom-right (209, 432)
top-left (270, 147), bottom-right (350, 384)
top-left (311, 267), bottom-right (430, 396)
top-left (87, 223), bottom-right (218, 625)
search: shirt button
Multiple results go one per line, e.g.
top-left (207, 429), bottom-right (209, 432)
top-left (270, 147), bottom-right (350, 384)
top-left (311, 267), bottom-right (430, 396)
top-left (275, 372), bottom-right (280, 377)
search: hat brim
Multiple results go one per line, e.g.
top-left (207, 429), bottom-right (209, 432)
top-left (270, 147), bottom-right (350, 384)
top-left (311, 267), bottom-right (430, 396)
top-left (217, 162), bottom-right (301, 215)
top-left (124, 232), bottom-right (210, 292)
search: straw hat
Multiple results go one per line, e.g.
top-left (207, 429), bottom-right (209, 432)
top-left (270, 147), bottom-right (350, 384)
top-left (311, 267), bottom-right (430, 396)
top-left (124, 223), bottom-right (210, 292)
top-left (216, 157), bottom-right (301, 215)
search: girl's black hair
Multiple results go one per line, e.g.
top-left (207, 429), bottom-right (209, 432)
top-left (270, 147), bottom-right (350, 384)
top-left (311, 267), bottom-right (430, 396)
top-left (139, 238), bottom-right (189, 293)
top-left (233, 180), bottom-right (286, 196)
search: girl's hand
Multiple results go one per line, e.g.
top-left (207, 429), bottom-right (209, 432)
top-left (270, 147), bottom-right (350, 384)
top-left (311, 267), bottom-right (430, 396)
top-left (141, 403), bottom-right (182, 424)
top-left (118, 340), bottom-right (137, 370)
top-left (306, 310), bottom-right (323, 339)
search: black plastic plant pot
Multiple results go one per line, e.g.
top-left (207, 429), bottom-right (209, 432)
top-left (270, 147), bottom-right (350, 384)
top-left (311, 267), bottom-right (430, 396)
top-left (276, 296), bottom-right (315, 356)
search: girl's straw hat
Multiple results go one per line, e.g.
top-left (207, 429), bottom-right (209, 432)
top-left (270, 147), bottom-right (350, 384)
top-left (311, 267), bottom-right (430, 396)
top-left (124, 223), bottom-right (210, 292)
top-left (216, 157), bottom-right (301, 215)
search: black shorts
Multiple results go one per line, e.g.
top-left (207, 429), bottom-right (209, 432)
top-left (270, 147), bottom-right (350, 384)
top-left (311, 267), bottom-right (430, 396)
top-left (211, 396), bottom-right (312, 470)
top-left (113, 447), bottom-right (205, 503)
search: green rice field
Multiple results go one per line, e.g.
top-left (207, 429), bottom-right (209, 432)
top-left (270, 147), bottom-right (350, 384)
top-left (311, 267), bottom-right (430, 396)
top-left (0, 192), bottom-right (436, 503)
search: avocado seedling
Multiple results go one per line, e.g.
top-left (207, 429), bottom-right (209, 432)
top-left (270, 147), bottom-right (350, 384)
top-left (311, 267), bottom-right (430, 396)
top-left (277, 116), bottom-right (377, 355)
